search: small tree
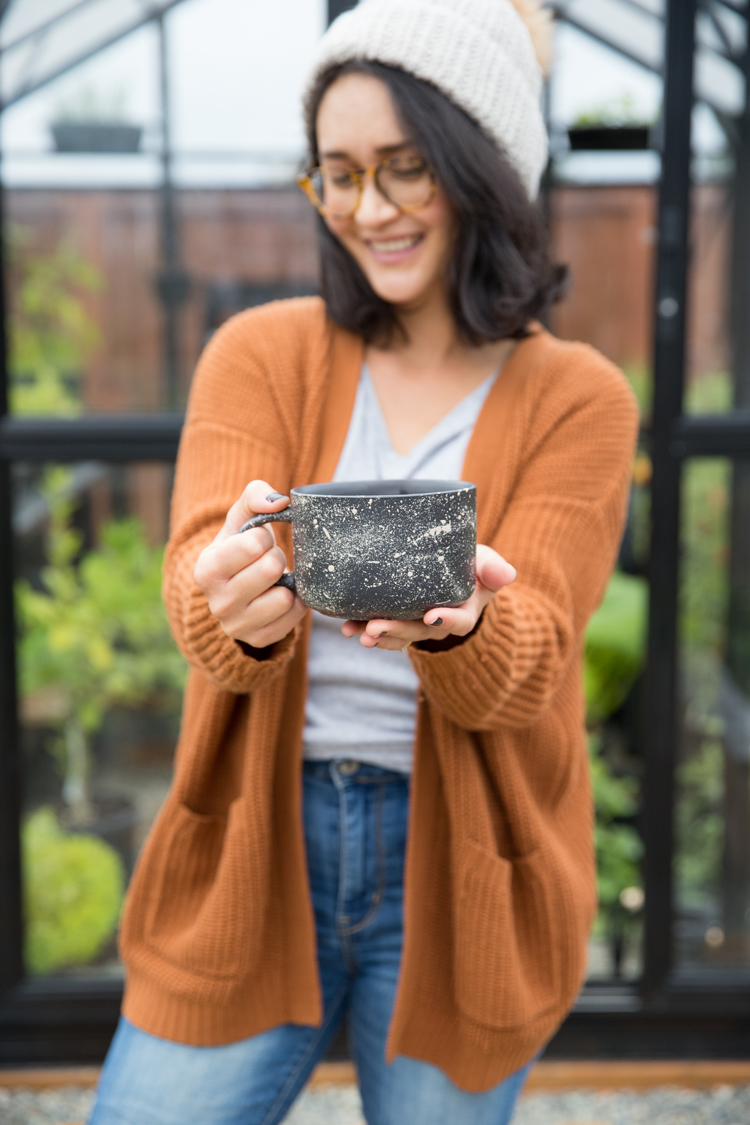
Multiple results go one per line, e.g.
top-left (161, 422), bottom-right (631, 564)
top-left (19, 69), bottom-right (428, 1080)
top-left (16, 468), bottom-right (186, 824)
top-left (7, 225), bottom-right (101, 416)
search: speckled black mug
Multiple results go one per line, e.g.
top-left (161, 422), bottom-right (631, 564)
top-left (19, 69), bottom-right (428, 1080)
top-left (238, 480), bottom-right (477, 620)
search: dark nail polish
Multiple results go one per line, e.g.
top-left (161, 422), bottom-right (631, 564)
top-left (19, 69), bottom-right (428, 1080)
top-left (377, 631), bottom-right (388, 638)
top-left (266, 492), bottom-right (288, 503)
top-left (428, 617), bottom-right (443, 627)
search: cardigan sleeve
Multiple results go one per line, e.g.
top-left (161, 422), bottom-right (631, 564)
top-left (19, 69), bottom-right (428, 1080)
top-left (409, 367), bottom-right (640, 731)
top-left (162, 311), bottom-right (302, 694)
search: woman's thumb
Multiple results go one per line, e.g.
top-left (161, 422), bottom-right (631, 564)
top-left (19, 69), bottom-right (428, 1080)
top-left (476, 545), bottom-right (517, 592)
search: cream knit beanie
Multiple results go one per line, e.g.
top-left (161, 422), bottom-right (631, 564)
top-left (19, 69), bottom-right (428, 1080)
top-left (306, 0), bottom-right (552, 199)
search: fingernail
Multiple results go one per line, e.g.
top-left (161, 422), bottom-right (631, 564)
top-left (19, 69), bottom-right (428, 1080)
top-left (428, 617), bottom-right (443, 627)
top-left (377, 631), bottom-right (388, 638)
top-left (266, 492), bottom-right (288, 503)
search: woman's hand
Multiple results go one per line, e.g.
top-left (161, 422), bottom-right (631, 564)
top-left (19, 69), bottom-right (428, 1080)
top-left (341, 544), bottom-right (516, 651)
top-left (193, 481), bottom-right (306, 649)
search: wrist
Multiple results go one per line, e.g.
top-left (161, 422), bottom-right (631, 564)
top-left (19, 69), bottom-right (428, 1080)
top-left (236, 639), bottom-right (273, 661)
top-left (416, 609), bottom-right (485, 653)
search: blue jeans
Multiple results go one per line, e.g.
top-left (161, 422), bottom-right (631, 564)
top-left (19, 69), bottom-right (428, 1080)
top-left (90, 760), bottom-right (531, 1124)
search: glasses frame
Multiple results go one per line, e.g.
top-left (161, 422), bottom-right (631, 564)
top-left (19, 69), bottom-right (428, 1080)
top-left (296, 157), bottom-right (437, 220)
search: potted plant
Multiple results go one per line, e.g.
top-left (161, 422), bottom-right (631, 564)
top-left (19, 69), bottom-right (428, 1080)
top-left (568, 94), bottom-right (654, 152)
top-left (50, 87), bottom-right (142, 154)
top-left (16, 473), bottom-right (186, 973)
top-left (17, 468), bottom-right (186, 831)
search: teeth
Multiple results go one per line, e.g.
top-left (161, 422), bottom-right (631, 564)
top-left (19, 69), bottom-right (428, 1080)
top-left (371, 236), bottom-right (420, 252)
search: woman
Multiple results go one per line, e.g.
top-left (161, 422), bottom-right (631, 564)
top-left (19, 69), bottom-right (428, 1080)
top-left (90, 1), bottom-right (638, 1122)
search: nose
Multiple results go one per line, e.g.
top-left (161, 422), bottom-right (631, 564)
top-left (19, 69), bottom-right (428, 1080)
top-left (355, 169), bottom-right (400, 226)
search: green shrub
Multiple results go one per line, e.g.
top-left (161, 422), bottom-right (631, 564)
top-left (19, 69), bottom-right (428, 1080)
top-left (589, 733), bottom-right (643, 914)
top-left (22, 807), bottom-right (124, 975)
top-left (585, 570), bottom-right (648, 726)
top-left (584, 570), bottom-right (648, 962)
top-left (675, 458), bottom-right (731, 913)
top-left (675, 738), bottom-right (724, 911)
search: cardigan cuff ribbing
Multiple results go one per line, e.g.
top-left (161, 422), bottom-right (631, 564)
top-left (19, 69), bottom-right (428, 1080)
top-left (409, 590), bottom-right (523, 730)
top-left (181, 578), bottom-right (300, 693)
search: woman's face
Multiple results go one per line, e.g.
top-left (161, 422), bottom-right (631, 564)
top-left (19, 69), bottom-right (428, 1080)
top-left (315, 73), bottom-right (455, 310)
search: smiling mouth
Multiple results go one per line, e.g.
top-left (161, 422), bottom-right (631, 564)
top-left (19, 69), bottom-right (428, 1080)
top-left (368, 234), bottom-right (423, 253)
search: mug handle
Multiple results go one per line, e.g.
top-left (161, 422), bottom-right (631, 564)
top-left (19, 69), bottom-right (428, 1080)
top-left (237, 509), bottom-right (296, 593)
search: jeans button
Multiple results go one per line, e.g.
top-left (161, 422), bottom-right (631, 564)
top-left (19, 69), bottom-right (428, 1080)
top-left (338, 760), bottom-right (359, 775)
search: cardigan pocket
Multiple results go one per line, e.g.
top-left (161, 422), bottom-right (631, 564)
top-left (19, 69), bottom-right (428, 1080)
top-left (140, 798), bottom-right (267, 982)
top-left (454, 839), bottom-right (562, 1029)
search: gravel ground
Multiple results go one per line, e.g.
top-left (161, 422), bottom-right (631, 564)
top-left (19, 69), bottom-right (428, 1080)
top-left (513, 1085), bottom-right (750, 1124)
top-left (1, 1083), bottom-right (750, 1124)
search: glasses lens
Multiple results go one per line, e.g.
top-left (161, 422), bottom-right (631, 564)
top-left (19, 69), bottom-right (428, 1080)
top-left (311, 166), bottom-right (359, 217)
top-left (377, 158), bottom-right (433, 209)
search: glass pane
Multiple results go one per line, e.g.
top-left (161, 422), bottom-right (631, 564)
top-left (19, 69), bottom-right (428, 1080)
top-left (14, 461), bottom-right (185, 979)
top-left (1, 1), bottom-right (181, 110)
top-left (550, 185), bottom-right (655, 422)
top-left (5, 188), bottom-right (318, 414)
top-left (677, 458), bottom-right (750, 972)
top-left (2, 0), bottom-right (322, 416)
top-left (584, 449), bottom-right (650, 982)
top-left (546, 24), bottom-right (656, 981)
top-left (549, 20), bottom-right (662, 426)
top-left (684, 5), bottom-right (746, 414)
top-left (584, 563), bottom-right (648, 983)
top-left (684, 179), bottom-right (733, 415)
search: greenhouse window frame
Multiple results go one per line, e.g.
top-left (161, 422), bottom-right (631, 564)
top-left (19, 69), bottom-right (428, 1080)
top-left (2, 0), bottom-right (750, 1066)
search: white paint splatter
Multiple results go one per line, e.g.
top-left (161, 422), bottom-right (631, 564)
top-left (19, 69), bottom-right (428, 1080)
top-left (413, 523), bottom-right (452, 542)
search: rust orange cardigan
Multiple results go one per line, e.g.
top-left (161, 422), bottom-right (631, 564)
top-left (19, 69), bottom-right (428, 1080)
top-left (120, 298), bottom-right (639, 1092)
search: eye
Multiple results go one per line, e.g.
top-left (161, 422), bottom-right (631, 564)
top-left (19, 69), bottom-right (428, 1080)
top-left (387, 158), bottom-right (427, 179)
top-left (326, 167), bottom-right (356, 187)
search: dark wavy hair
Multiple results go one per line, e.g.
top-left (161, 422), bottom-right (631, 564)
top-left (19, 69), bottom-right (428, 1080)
top-left (304, 60), bottom-right (568, 346)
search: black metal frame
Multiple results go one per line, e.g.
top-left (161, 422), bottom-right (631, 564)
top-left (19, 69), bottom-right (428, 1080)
top-left (2, 0), bottom-right (750, 1068)
top-left (641, 0), bottom-right (698, 998)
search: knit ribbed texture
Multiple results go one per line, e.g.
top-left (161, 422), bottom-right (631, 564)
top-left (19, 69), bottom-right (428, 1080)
top-left (307, 0), bottom-right (549, 198)
top-left (120, 298), bottom-right (639, 1092)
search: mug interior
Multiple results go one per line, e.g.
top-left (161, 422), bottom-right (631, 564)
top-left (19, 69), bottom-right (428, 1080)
top-left (292, 479), bottom-right (475, 498)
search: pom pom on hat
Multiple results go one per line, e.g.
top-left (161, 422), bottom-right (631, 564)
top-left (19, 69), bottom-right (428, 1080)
top-left (305, 0), bottom-right (552, 199)
top-left (507, 0), bottom-right (553, 77)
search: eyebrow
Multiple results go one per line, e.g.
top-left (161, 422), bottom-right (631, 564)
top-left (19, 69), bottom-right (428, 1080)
top-left (319, 141), bottom-right (413, 160)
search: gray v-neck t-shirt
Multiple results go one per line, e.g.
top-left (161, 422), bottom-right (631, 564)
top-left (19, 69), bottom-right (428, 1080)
top-left (302, 364), bottom-right (497, 774)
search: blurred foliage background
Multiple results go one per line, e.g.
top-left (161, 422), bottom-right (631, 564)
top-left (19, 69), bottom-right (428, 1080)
top-left (7, 226), bottom-right (732, 980)
top-left (7, 225), bottom-right (101, 417)
top-left (16, 470), bottom-right (186, 973)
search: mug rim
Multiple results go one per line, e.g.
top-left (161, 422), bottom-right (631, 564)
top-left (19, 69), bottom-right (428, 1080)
top-left (291, 479), bottom-right (476, 499)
